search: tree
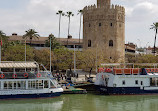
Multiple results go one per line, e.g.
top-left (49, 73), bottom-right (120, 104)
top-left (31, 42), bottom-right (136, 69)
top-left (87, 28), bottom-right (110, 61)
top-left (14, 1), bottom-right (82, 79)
top-left (3, 44), bottom-right (34, 61)
top-left (77, 10), bottom-right (83, 45)
top-left (53, 47), bottom-right (73, 70)
top-left (56, 10), bottom-right (65, 42)
top-left (23, 29), bottom-right (40, 46)
top-left (45, 34), bottom-right (61, 50)
top-left (150, 22), bottom-right (158, 55)
top-left (0, 30), bottom-right (9, 48)
top-left (65, 11), bottom-right (74, 46)
top-left (34, 49), bottom-right (51, 69)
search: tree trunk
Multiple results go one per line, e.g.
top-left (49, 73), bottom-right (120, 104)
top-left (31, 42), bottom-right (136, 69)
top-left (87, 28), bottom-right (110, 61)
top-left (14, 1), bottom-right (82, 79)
top-left (30, 38), bottom-right (32, 46)
top-left (154, 29), bottom-right (157, 55)
top-left (67, 16), bottom-right (71, 47)
top-left (58, 14), bottom-right (61, 42)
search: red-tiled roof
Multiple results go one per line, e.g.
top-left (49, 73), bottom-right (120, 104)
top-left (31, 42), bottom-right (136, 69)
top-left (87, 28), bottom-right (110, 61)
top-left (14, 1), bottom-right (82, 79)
top-left (8, 35), bottom-right (83, 45)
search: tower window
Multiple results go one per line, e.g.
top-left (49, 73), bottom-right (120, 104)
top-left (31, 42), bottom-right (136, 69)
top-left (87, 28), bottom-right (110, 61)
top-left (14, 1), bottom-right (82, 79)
top-left (88, 40), bottom-right (91, 47)
top-left (110, 23), bottom-right (113, 26)
top-left (99, 23), bottom-right (102, 27)
top-left (109, 40), bottom-right (113, 47)
top-left (89, 24), bottom-right (91, 27)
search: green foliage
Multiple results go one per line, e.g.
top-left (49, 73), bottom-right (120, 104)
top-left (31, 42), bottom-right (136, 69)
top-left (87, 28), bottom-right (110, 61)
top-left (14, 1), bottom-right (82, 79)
top-left (0, 30), bottom-right (9, 49)
top-left (34, 49), bottom-right (51, 69)
top-left (3, 44), bottom-right (34, 61)
top-left (45, 34), bottom-right (61, 50)
top-left (126, 54), bottom-right (158, 63)
top-left (53, 47), bottom-right (73, 70)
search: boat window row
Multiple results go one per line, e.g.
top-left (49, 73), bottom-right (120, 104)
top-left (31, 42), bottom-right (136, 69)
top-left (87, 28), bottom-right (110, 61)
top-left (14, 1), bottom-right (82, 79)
top-left (122, 80), bottom-right (143, 86)
top-left (0, 80), bottom-right (53, 90)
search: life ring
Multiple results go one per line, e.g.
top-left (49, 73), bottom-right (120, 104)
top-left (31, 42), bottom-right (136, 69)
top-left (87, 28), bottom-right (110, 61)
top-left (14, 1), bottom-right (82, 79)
top-left (24, 73), bottom-right (28, 77)
top-left (12, 74), bottom-right (17, 78)
top-left (37, 73), bottom-right (41, 78)
top-left (0, 74), bottom-right (5, 79)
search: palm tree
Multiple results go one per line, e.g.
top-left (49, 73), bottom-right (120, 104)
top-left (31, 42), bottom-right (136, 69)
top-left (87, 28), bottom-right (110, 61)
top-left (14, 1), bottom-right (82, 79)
top-left (45, 34), bottom-right (60, 50)
top-left (65, 11), bottom-right (74, 46)
top-left (23, 29), bottom-right (40, 46)
top-left (56, 10), bottom-right (65, 42)
top-left (77, 10), bottom-right (83, 46)
top-left (150, 22), bottom-right (158, 55)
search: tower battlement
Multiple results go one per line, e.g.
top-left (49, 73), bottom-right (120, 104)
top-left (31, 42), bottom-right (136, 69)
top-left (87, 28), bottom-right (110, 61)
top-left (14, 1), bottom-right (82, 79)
top-left (83, 4), bottom-right (125, 12)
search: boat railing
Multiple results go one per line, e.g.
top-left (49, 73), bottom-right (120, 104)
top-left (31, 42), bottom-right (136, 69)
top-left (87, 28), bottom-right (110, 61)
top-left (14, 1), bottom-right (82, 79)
top-left (0, 71), bottom-right (51, 79)
top-left (98, 68), bottom-right (158, 75)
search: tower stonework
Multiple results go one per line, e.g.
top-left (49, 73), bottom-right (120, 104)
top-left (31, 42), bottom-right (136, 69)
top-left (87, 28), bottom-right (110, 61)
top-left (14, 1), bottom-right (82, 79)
top-left (83, 0), bottom-right (125, 62)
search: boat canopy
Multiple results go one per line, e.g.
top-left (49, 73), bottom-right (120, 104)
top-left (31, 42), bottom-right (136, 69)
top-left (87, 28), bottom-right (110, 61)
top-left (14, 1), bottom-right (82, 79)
top-left (0, 61), bottom-right (38, 68)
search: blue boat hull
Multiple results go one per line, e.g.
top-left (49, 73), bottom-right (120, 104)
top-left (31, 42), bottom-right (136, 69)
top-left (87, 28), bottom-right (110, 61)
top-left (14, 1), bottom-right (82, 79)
top-left (0, 92), bottom-right (62, 99)
top-left (96, 85), bottom-right (158, 95)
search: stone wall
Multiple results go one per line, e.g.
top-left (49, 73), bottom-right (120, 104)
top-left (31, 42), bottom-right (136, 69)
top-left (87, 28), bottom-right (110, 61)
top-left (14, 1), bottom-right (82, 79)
top-left (83, 0), bottom-right (125, 62)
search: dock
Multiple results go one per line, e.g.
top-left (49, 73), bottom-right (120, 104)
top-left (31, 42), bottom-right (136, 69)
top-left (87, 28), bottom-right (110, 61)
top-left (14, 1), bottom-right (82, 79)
top-left (63, 87), bottom-right (87, 94)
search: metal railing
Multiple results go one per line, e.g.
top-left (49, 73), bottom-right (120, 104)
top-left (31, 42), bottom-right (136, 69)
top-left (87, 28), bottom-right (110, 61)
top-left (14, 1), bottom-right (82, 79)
top-left (0, 71), bottom-right (50, 79)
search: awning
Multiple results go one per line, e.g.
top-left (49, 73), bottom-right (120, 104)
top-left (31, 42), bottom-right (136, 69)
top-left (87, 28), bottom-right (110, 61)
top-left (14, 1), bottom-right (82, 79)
top-left (0, 61), bottom-right (38, 68)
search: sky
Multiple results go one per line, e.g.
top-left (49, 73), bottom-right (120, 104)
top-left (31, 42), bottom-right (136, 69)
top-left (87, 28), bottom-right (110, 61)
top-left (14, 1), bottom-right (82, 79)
top-left (0, 0), bottom-right (158, 47)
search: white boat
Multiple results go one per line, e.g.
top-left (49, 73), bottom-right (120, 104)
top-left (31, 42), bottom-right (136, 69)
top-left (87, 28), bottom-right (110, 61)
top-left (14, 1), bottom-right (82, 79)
top-left (0, 61), bottom-right (63, 99)
top-left (95, 63), bottom-right (158, 95)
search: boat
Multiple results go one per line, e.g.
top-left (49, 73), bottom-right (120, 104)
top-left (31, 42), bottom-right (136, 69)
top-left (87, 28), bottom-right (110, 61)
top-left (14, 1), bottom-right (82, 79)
top-left (0, 61), bottom-right (63, 99)
top-left (95, 63), bottom-right (158, 95)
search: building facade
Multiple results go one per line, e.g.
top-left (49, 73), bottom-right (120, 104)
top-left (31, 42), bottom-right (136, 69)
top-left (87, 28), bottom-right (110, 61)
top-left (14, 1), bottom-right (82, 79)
top-left (83, 0), bottom-right (125, 62)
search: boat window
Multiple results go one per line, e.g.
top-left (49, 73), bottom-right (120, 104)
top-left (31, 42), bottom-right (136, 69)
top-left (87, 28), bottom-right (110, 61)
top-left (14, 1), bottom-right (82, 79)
top-left (13, 81), bottom-right (17, 89)
top-left (141, 81), bottom-right (143, 85)
top-left (21, 81), bottom-right (26, 89)
top-left (8, 81), bottom-right (12, 89)
top-left (4, 81), bottom-right (8, 89)
top-left (38, 80), bottom-right (43, 89)
top-left (17, 81), bottom-right (21, 89)
top-left (50, 81), bottom-right (55, 88)
top-left (44, 80), bottom-right (49, 88)
top-left (122, 80), bottom-right (125, 85)
top-left (135, 80), bottom-right (138, 85)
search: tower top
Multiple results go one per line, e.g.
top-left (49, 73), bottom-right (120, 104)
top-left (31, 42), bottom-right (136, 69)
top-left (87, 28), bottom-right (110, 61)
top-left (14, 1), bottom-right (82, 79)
top-left (97, 0), bottom-right (111, 8)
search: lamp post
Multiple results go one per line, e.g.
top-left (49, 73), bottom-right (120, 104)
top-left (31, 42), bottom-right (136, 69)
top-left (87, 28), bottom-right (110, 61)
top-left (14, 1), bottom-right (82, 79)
top-left (146, 42), bottom-right (149, 54)
top-left (50, 37), bottom-right (52, 72)
top-left (96, 44), bottom-right (98, 74)
top-left (74, 45), bottom-right (76, 76)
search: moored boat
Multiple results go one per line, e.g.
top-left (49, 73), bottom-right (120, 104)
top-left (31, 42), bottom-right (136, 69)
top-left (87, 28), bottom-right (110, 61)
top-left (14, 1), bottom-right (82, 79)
top-left (95, 63), bottom-right (158, 95)
top-left (0, 61), bottom-right (63, 99)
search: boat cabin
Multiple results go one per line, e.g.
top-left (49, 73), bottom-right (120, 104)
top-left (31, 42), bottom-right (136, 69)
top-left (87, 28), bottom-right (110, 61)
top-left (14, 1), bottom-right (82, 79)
top-left (0, 61), bottom-right (59, 91)
top-left (96, 63), bottom-right (158, 89)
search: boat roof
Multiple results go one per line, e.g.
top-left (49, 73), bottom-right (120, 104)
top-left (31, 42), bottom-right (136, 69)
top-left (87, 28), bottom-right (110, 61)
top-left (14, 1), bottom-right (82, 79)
top-left (0, 61), bottom-right (38, 68)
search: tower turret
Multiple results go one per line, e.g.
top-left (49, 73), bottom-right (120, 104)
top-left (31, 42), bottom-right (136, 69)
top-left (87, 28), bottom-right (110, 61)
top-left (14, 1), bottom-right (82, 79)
top-left (97, 0), bottom-right (111, 8)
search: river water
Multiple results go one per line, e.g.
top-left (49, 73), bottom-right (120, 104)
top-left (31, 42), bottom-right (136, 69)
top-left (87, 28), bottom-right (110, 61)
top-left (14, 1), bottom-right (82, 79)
top-left (0, 94), bottom-right (158, 111)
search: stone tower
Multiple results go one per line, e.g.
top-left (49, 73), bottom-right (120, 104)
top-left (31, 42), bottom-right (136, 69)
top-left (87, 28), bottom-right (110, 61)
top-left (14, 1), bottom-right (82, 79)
top-left (83, 0), bottom-right (125, 62)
